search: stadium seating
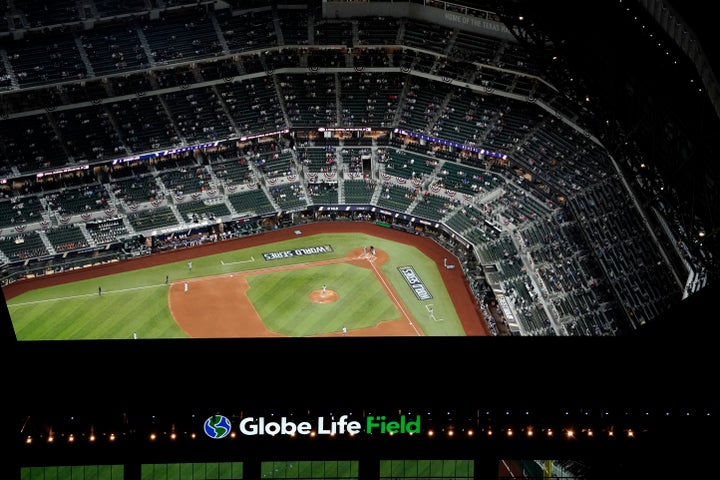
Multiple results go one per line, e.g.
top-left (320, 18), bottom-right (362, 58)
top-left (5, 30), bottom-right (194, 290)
top-left (0, 0), bottom-right (712, 337)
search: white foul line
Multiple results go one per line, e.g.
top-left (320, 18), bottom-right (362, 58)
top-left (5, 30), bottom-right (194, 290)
top-left (8, 283), bottom-right (167, 307)
top-left (368, 257), bottom-right (423, 336)
top-left (220, 256), bottom-right (255, 265)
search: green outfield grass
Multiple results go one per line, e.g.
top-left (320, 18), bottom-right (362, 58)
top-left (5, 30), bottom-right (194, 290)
top-left (7, 232), bottom-right (465, 339)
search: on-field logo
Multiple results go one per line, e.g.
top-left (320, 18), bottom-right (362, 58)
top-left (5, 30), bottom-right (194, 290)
top-left (204, 415), bottom-right (232, 439)
top-left (397, 266), bottom-right (433, 300)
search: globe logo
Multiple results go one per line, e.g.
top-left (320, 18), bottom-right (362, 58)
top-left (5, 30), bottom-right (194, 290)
top-left (204, 415), bottom-right (231, 439)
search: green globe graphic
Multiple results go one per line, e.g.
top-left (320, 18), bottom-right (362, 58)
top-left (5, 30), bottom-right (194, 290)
top-left (204, 415), bottom-right (231, 439)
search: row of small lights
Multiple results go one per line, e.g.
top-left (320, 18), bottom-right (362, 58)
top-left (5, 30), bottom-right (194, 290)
top-left (24, 408), bottom-right (711, 446)
top-left (621, 0), bottom-right (704, 94)
top-left (26, 425), bottom-right (641, 445)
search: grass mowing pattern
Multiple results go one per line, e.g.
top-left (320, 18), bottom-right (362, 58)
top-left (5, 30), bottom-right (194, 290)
top-left (9, 276), bottom-right (187, 340)
top-left (248, 263), bottom-right (398, 336)
top-left (8, 232), bottom-right (466, 339)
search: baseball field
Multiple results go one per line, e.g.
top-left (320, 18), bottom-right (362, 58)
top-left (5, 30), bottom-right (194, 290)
top-left (3, 222), bottom-right (488, 339)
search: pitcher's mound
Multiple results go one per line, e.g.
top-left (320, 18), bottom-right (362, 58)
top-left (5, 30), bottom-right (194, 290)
top-left (310, 289), bottom-right (339, 303)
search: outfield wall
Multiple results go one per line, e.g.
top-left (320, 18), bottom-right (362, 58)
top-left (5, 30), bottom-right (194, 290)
top-left (1, 210), bottom-right (478, 294)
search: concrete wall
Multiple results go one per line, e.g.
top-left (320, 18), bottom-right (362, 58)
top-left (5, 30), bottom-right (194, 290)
top-left (322, 0), bottom-right (515, 41)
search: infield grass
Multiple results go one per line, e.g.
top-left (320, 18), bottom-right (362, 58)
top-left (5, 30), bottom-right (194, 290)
top-left (248, 263), bottom-right (398, 336)
top-left (7, 232), bottom-right (466, 339)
